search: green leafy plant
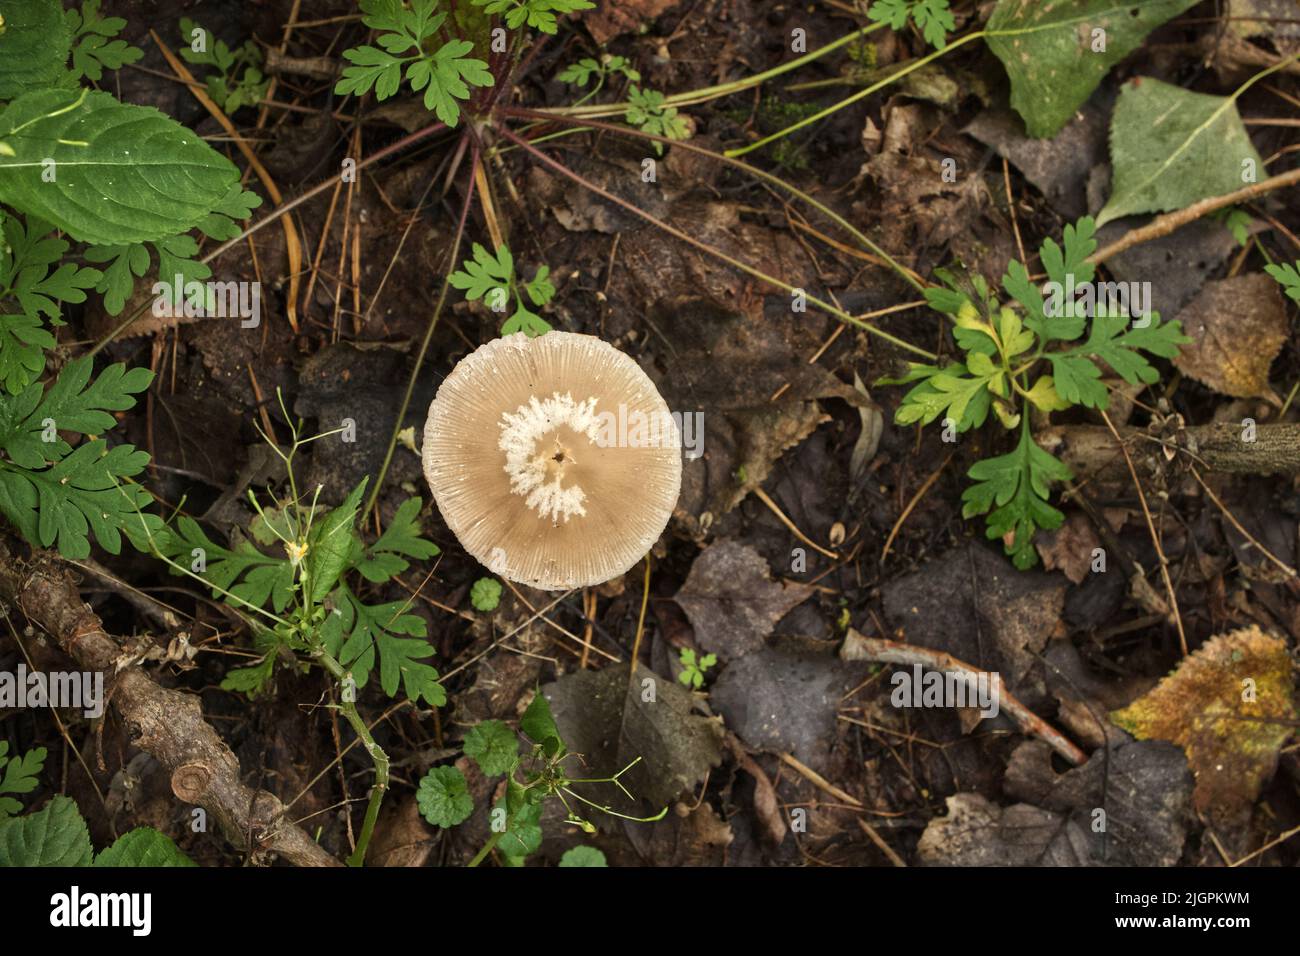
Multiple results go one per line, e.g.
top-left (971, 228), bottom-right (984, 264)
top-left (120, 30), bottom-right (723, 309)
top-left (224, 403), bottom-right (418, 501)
top-left (0, 742), bottom-right (46, 817)
top-left (626, 86), bottom-right (690, 155)
top-left (141, 402), bottom-right (443, 866)
top-left (559, 845), bottom-right (607, 866)
top-left (1265, 261), bottom-right (1300, 306)
top-left (0, 793), bottom-right (193, 866)
top-left (153, 406), bottom-right (443, 709)
top-left (449, 241), bottom-right (555, 335)
top-left (557, 54), bottom-right (639, 89)
top-left (418, 693), bottom-right (664, 865)
top-left (867, 0), bottom-right (956, 50)
top-left (67, 0), bottom-right (143, 82)
top-left (178, 17), bottom-right (269, 114)
top-left (470, 0), bottom-right (594, 35)
top-left (0, 356), bottom-right (160, 559)
top-left (890, 217), bottom-right (1188, 568)
top-left (334, 0), bottom-right (494, 127)
top-left (676, 647), bottom-right (716, 690)
top-left (470, 576), bottom-right (502, 611)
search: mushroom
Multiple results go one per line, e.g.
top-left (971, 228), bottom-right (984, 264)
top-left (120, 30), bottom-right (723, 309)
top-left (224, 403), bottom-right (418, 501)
top-left (422, 331), bottom-right (681, 590)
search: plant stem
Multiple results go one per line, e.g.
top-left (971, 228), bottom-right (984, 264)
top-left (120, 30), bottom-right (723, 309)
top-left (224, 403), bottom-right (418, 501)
top-left (363, 138), bottom-right (478, 517)
top-left (498, 106), bottom-right (926, 291)
top-left (88, 120), bottom-right (450, 355)
top-left (725, 29), bottom-right (986, 158)
top-left (546, 23), bottom-right (886, 118)
top-left (313, 642), bottom-right (389, 867)
top-left (467, 830), bottom-right (502, 867)
top-left (496, 125), bottom-right (936, 359)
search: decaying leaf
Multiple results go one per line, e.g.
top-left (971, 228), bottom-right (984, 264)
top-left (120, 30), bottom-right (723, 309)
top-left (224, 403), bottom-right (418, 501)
top-left (986, 0), bottom-right (1198, 139)
top-left (1111, 626), bottom-right (1296, 824)
top-left (544, 662), bottom-right (724, 821)
top-left (1098, 78), bottom-right (1265, 226)
top-left (1172, 274), bottom-right (1287, 400)
top-left (918, 792), bottom-right (1093, 866)
top-left (674, 540), bottom-right (815, 659)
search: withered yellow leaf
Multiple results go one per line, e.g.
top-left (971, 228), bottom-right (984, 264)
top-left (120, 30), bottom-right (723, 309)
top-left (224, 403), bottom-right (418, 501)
top-left (1111, 626), bottom-right (1295, 821)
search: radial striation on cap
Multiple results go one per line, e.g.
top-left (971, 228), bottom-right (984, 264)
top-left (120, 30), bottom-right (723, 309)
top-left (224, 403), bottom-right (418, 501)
top-left (422, 332), bottom-right (682, 590)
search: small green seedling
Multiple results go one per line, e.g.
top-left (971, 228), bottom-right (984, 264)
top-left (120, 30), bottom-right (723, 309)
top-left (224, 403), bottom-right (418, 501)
top-left (449, 241), bottom-right (555, 336)
top-left (471, 576), bottom-right (502, 611)
top-left (676, 648), bottom-right (716, 690)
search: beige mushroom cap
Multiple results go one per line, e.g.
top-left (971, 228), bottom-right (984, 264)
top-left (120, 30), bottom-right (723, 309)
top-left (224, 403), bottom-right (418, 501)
top-left (422, 331), bottom-right (682, 590)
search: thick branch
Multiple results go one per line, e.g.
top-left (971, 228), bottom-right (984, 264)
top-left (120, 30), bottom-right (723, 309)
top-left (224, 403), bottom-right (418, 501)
top-left (1037, 422), bottom-right (1300, 481)
top-left (0, 535), bottom-right (341, 867)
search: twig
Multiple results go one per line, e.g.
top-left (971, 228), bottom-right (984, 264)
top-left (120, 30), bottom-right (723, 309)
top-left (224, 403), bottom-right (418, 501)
top-left (881, 452), bottom-right (953, 562)
top-left (1089, 167), bottom-right (1300, 266)
top-left (1099, 409), bottom-right (1189, 656)
top-left (752, 486), bottom-right (839, 560)
top-left (0, 535), bottom-right (340, 866)
top-left (843, 632), bottom-right (1088, 766)
top-left (149, 30), bottom-right (304, 334)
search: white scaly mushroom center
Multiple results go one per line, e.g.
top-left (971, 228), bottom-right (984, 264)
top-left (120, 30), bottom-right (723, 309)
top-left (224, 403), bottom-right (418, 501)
top-left (498, 392), bottom-right (602, 523)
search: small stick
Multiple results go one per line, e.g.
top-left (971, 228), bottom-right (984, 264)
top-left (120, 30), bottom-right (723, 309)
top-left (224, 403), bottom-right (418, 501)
top-left (1099, 409), bottom-right (1189, 656)
top-left (881, 452), bottom-right (953, 562)
top-left (845, 633), bottom-right (1088, 766)
top-left (753, 486), bottom-right (839, 560)
top-left (150, 30), bottom-right (304, 334)
top-left (1089, 167), bottom-right (1300, 266)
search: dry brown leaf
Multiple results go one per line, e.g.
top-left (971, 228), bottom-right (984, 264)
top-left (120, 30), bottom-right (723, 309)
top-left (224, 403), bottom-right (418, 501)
top-left (1172, 274), bottom-right (1288, 400)
top-left (1111, 625), bottom-right (1296, 824)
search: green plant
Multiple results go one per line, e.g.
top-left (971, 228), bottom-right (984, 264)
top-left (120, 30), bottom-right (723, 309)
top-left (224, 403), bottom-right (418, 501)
top-left (867, 0), bottom-right (956, 49)
top-left (178, 17), bottom-right (269, 114)
top-left (557, 54), bottom-right (639, 89)
top-left (470, 576), bottom-right (502, 611)
top-left (559, 845), bottom-right (606, 866)
top-left (625, 86), bottom-right (690, 155)
top-left (1265, 260), bottom-right (1300, 305)
top-left (0, 0), bottom-right (261, 562)
top-left (0, 741), bottom-right (46, 817)
top-left (141, 401), bottom-right (443, 865)
top-left (676, 647), bottom-right (716, 690)
top-left (470, 0), bottom-right (594, 35)
top-left (418, 693), bottom-right (664, 865)
top-left (67, 0), bottom-right (143, 82)
top-left (0, 792), bottom-right (192, 866)
top-left (890, 217), bottom-right (1188, 568)
top-left (334, 0), bottom-right (494, 126)
top-left (449, 241), bottom-right (555, 335)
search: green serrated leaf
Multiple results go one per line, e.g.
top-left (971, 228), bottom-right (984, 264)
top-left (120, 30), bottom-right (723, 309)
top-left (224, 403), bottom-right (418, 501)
top-left (1265, 261), bottom-right (1300, 305)
top-left (355, 496), bottom-right (438, 582)
top-left (0, 743), bottom-right (46, 818)
top-left (93, 827), bottom-right (194, 867)
top-left (0, 90), bottom-right (241, 245)
top-left (0, 0), bottom-right (73, 100)
top-left (559, 845), bottom-right (607, 866)
top-left (464, 719), bottom-right (520, 776)
top-left (962, 421), bottom-right (1072, 569)
top-left (325, 586), bottom-right (445, 707)
top-left (470, 576), bottom-right (502, 611)
top-left (417, 765), bottom-right (473, 828)
top-left (0, 795), bottom-right (93, 866)
top-left (986, 0), bottom-right (1198, 138)
top-left (1098, 78), bottom-right (1264, 226)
